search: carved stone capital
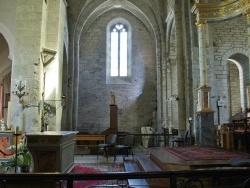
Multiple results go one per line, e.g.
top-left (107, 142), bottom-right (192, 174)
top-left (191, 0), bottom-right (250, 22)
top-left (196, 20), bottom-right (207, 28)
top-left (244, 9), bottom-right (250, 19)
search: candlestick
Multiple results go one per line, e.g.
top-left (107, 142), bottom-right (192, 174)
top-left (15, 126), bottom-right (19, 134)
top-left (7, 101), bottom-right (12, 129)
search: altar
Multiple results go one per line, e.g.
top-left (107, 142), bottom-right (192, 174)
top-left (26, 131), bottom-right (78, 173)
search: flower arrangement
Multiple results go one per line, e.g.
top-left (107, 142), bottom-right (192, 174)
top-left (1, 136), bottom-right (33, 172)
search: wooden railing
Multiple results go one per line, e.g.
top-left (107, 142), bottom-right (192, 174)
top-left (1, 168), bottom-right (250, 188)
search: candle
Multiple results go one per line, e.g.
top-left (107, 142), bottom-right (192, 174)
top-left (15, 126), bottom-right (19, 134)
top-left (7, 101), bottom-right (11, 129)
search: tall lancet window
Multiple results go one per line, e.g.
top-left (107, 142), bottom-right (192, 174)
top-left (106, 18), bottom-right (131, 84)
top-left (110, 23), bottom-right (128, 77)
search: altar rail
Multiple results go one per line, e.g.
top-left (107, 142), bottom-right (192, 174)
top-left (0, 168), bottom-right (250, 187)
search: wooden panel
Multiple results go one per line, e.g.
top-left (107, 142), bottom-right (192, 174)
top-left (26, 131), bottom-right (77, 173)
top-left (221, 131), bottom-right (234, 150)
top-left (75, 134), bottom-right (106, 155)
top-left (36, 151), bottom-right (57, 172)
top-left (75, 134), bottom-right (105, 142)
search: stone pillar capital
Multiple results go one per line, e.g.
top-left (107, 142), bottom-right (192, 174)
top-left (244, 9), bottom-right (250, 19)
top-left (195, 20), bottom-right (207, 28)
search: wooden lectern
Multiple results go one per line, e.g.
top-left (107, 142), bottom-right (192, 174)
top-left (103, 104), bottom-right (118, 135)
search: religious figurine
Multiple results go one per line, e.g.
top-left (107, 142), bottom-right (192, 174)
top-left (111, 91), bottom-right (116, 105)
top-left (141, 127), bottom-right (154, 148)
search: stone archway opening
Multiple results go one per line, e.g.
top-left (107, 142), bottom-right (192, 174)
top-left (0, 33), bottom-right (12, 124)
top-left (227, 53), bottom-right (249, 118)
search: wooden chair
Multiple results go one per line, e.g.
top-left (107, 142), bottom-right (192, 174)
top-left (232, 118), bottom-right (249, 152)
top-left (114, 135), bottom-right (135, 161)
top-left (97, 134), bottom-right (117, 160)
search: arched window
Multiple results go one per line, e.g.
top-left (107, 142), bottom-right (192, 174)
top-left (106, 18), bottom-right (131, 84)
top-left (110, 23), bottom-right (127, 77)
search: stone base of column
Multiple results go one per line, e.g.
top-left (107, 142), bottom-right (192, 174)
top-left (196, 112), bottom-right (214, 146)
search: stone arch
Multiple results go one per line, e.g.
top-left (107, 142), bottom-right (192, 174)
top-left (221, 47), bottom-right (248, 63)
top-left (221, 47), bottom-right (249, 116)
top-left (228, 58), bottom-right (246, 112)
top-left (0, 31), bottom-right (12, 123)
top-left (165, 10), bottom-right (175, 59)
top-left (0, 22), bottom-right (14, 60)
top-left (0, 33), bottom-right (12, 82)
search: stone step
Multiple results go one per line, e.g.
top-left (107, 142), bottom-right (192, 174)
top-left (124, 161), bottom-right (149, 187)
top-left (136, 154), bottom-right (162, 172)
top-left (136, 154), bottom-right (169, 187)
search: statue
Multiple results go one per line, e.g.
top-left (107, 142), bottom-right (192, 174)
top-left (111, 91), bottom-right (116, 105)
top-left (141, 127), bottom-right (154, 148)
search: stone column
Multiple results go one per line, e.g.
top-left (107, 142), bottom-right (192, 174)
top-left (195, 20), bottom-right (214, 146)
top-left (244, 10), bottom-right (250, 112)
top-left (161, 56), bottom-right (167, 132)
top-left (197, 21), bottom-right (208, 87)
top-left (174, 2), bottom-right (186, 132)
top-left (11, 0), bottom-right (67, 133)
top-left (11, 0), bottom-right (45, 133)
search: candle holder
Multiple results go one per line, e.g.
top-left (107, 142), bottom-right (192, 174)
top-left (188, 117), bottom-right (193, 145)
top-left (13, 132), bottom-right (21, 173)
top-left (12, 80), bottom-right (29, 108)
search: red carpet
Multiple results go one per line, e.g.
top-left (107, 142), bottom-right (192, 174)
top-left (67, 163), bottom-right (124, 188)
top-left (163, 146), bottom-right (250, 161)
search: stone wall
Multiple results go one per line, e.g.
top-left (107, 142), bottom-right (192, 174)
top-left (228, 63), bottom-right (241, 115)
top-left (77, 9), bottom-right (157, 134)
top-left (211, 15), bottom-right (248, 122)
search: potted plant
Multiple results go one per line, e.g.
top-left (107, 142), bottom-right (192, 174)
top-left (1, 137), bottom-right (33, 173)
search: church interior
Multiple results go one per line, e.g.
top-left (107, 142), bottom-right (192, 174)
top-left (1, 0), bottom-right (250, 187)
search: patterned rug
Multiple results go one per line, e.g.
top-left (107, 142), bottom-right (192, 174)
top-left (163, 146), bottom-right (250, 161)
top-left (66, 163), bottom-right (125, 188)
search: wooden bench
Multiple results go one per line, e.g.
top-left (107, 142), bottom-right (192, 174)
top-left (75, 134), bottom-right (105, 154)
top-left (75, 134), bottom-right (105, 142)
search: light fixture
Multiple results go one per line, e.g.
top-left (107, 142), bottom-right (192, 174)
top-left (188, 117), bottom-right (193, 123)
top-left (12, 78), bottom-right (29, 108)
top-left (188, 117), bottom-right (193, 145)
